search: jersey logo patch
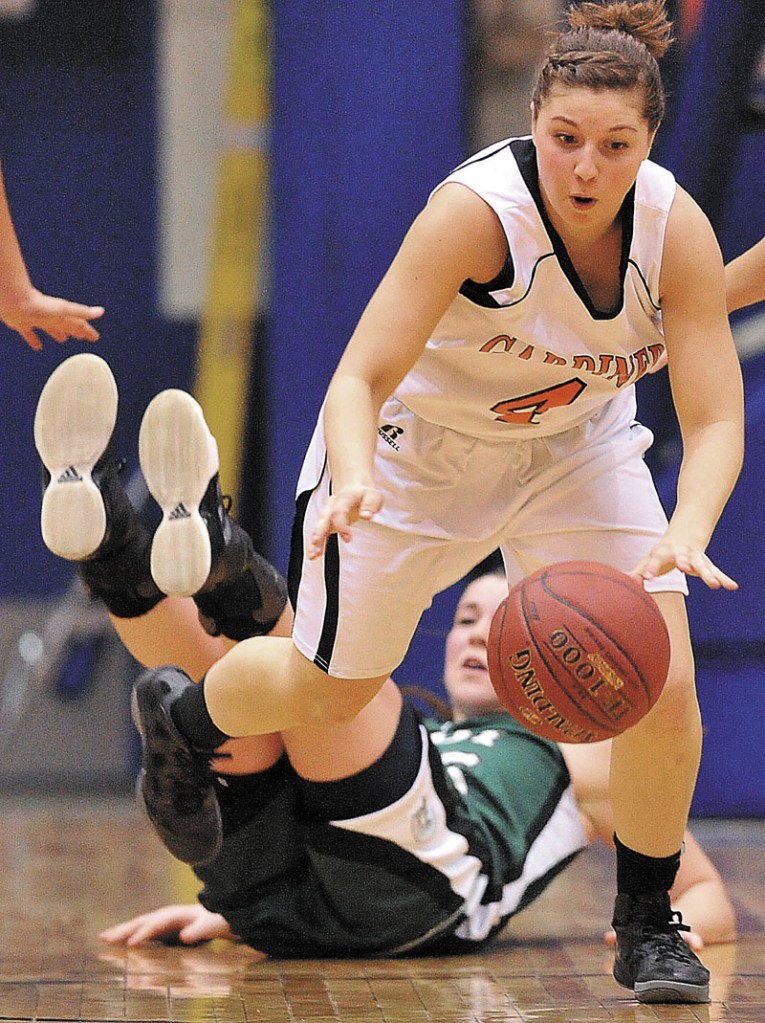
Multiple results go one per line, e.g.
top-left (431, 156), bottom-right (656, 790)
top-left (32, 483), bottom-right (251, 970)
top-left (378, 424), bottom-right (404, 451)
top-left (411, 796), bottom-right (438, 844)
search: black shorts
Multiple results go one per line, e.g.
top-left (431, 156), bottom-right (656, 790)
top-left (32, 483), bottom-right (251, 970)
top-left (195, 705), bottom-right (587, 958)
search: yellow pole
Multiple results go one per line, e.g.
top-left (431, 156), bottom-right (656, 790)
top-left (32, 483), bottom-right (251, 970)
top-left (172, 0), bottom-right (269, 904)
top-left (194, 0), bottom-right (270, 511)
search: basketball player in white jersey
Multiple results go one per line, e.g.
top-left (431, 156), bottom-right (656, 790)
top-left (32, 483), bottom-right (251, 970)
top-left (36, 0), bottom-right (743, 1005)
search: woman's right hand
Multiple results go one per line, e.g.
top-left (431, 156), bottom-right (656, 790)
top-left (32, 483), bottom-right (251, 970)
top-left (99, 904), bottom-right (234, 947)
top-left (307, 484), bottom-right (383, 559)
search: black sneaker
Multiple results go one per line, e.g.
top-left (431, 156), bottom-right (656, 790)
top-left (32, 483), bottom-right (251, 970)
top-left (34, 353), bottom-right (164, 618)
top-left (34, 353), bottom-right (123, 560)
top-left (138, 389), bottom-right (251, 597)
top-left (194, 550), bottom-right (288, 641)
top-left (612, 891), bottom-right (710, 1003)
top-left (131, 667), bottom-right (223, 866)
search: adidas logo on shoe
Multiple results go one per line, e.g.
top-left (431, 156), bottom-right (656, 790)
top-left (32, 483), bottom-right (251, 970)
top-left (56, 465), bottom-right (84, 484)
top-left (168, 503), bottom-right (192, 521)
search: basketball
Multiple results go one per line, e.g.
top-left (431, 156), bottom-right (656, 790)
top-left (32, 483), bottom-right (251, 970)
top-left (487, 561), bottom-right (671, 743)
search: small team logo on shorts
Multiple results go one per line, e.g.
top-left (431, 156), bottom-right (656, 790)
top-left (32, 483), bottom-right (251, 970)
top-left (411, 796), bottom-right (438, 844)
top-left (378, 424), bottom-right (404, 451)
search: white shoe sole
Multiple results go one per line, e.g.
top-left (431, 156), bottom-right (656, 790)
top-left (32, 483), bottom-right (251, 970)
top-left (635, 979), bottom-right (710, 1004)
top-left (33, 353), bottom-right (118, 560)
top-left (138, 389), bottom-right (219, 597)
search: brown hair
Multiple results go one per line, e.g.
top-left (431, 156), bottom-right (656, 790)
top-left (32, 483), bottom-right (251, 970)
top-left (532, 1), bottom-right (674, 131)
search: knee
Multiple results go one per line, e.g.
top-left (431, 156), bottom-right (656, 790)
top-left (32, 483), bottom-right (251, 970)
top-left (288, 647), bottom-right (389, 724)
top-left (309, 675), bottom-right (388, 723)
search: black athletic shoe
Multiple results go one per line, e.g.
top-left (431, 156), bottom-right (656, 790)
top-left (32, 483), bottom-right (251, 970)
top-left (34, 353), bottom-right (124, 560)
top-left (34, 353), bottom-right (163, 618)
top-left (131, 667), bottom-right (223, 866)
top-left (138, 388), bottom-right (249, 597)
top-left (612, 891), bottom-right (710, 1003)
top-left (138, 388), bottom-right (288, 638)
top-left (194, 539), bottom-right (289, 641)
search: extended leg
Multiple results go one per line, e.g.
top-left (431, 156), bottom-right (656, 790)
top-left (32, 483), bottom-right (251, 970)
top-left (608, 591), bottom-right (709, 1004)
top-left (34, 357), bottom-right (291, 864)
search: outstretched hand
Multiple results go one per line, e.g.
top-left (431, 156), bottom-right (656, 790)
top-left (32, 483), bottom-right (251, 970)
top-left (632, 538), bottom-right (737, 591)
top-left (99, 904), bottom-right (234, 947)
top-left (3, 288), bottom-right (104, 351)
top-left (307, 484), bottom-right (383, 559)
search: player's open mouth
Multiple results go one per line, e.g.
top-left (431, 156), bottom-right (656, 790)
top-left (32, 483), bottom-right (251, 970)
top-left (571, 195), bottom-right (596, 208)
top-left (463, 658), bottom-right (487, 672)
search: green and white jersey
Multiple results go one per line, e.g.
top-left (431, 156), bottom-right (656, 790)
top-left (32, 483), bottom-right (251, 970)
top-left (423, 714), bottom-right (587, 944)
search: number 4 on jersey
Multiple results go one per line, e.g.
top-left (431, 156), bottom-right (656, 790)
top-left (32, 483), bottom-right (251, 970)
top-left (491, 377), bottom-right (586, 425)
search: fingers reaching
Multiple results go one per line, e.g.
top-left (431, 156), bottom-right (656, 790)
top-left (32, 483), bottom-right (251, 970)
top-left (307, 485), bottom-right (383, 560)
top-left (632, 542), bottom-right (737, 591)
top-left (6, 291), bottom-right (104, 350)
top-left (99, 904), bottom-right (231, 947)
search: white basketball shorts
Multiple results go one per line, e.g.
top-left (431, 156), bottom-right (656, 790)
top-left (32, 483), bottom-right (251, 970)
top-left (289, 391), bottom-right (686, 680)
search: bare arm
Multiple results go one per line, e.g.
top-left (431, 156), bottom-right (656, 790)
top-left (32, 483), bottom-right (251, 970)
top-left (0, 163), bottom-right (104, 349)
top-left (308, 184), bottom-right (507, 557)
top-left (725, 235), bottom-right (765, 313)
top-left (633, 187), bottom-right (744, 589)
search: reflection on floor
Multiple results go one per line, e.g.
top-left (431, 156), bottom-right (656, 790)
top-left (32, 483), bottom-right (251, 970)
top-left (0, 796), bottom-right (762, 1022)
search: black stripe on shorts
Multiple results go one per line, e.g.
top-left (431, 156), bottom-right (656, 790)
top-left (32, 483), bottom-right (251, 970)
top-left (315, 530), bottom-right (340, 671)
top-left (288, 462), bottom-right (341, 673)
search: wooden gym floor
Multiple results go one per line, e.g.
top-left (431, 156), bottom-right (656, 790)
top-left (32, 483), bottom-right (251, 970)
top-left (1, 798), bottom-right (764, 1022)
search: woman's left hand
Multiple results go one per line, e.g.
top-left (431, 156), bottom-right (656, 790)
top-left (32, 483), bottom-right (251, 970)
top-left (99, 904), bottom-right (234, 947)
top-left (632, 540), bottom-right (737, 591)
top-left (2, 288), bottom-right (104, 350)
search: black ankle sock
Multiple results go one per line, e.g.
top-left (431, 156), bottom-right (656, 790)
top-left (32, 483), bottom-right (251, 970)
top-left (195, 550), bottom-right (288, 641)
top-left (615, 833), bottom-right (681, 895)
top-left (170, 676), bottom-right (231, 751)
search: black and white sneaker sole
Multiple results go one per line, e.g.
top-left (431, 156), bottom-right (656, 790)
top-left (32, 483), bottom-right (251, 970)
top-left (130, 670), bottom-right (222, 866)
top-left (634, 979), bottom-right (710, 1004)
top-left (33, 353), bottom-right (118, 560)
top-left (614, 963), bottom-right (710, 1004)
top-left (139, 389), bottom-right (219, 597)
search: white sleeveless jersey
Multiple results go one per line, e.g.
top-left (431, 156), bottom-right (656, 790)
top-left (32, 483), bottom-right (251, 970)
top-left (394, 137), bottom-right (676, 439)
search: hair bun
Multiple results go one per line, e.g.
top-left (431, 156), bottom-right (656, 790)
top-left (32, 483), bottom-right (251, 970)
top-left (567, 1), bottom-right (673, 60)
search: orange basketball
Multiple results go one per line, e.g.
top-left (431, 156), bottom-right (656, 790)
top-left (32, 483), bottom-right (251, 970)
top-left (487, 560), bottom-right (671, 743)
